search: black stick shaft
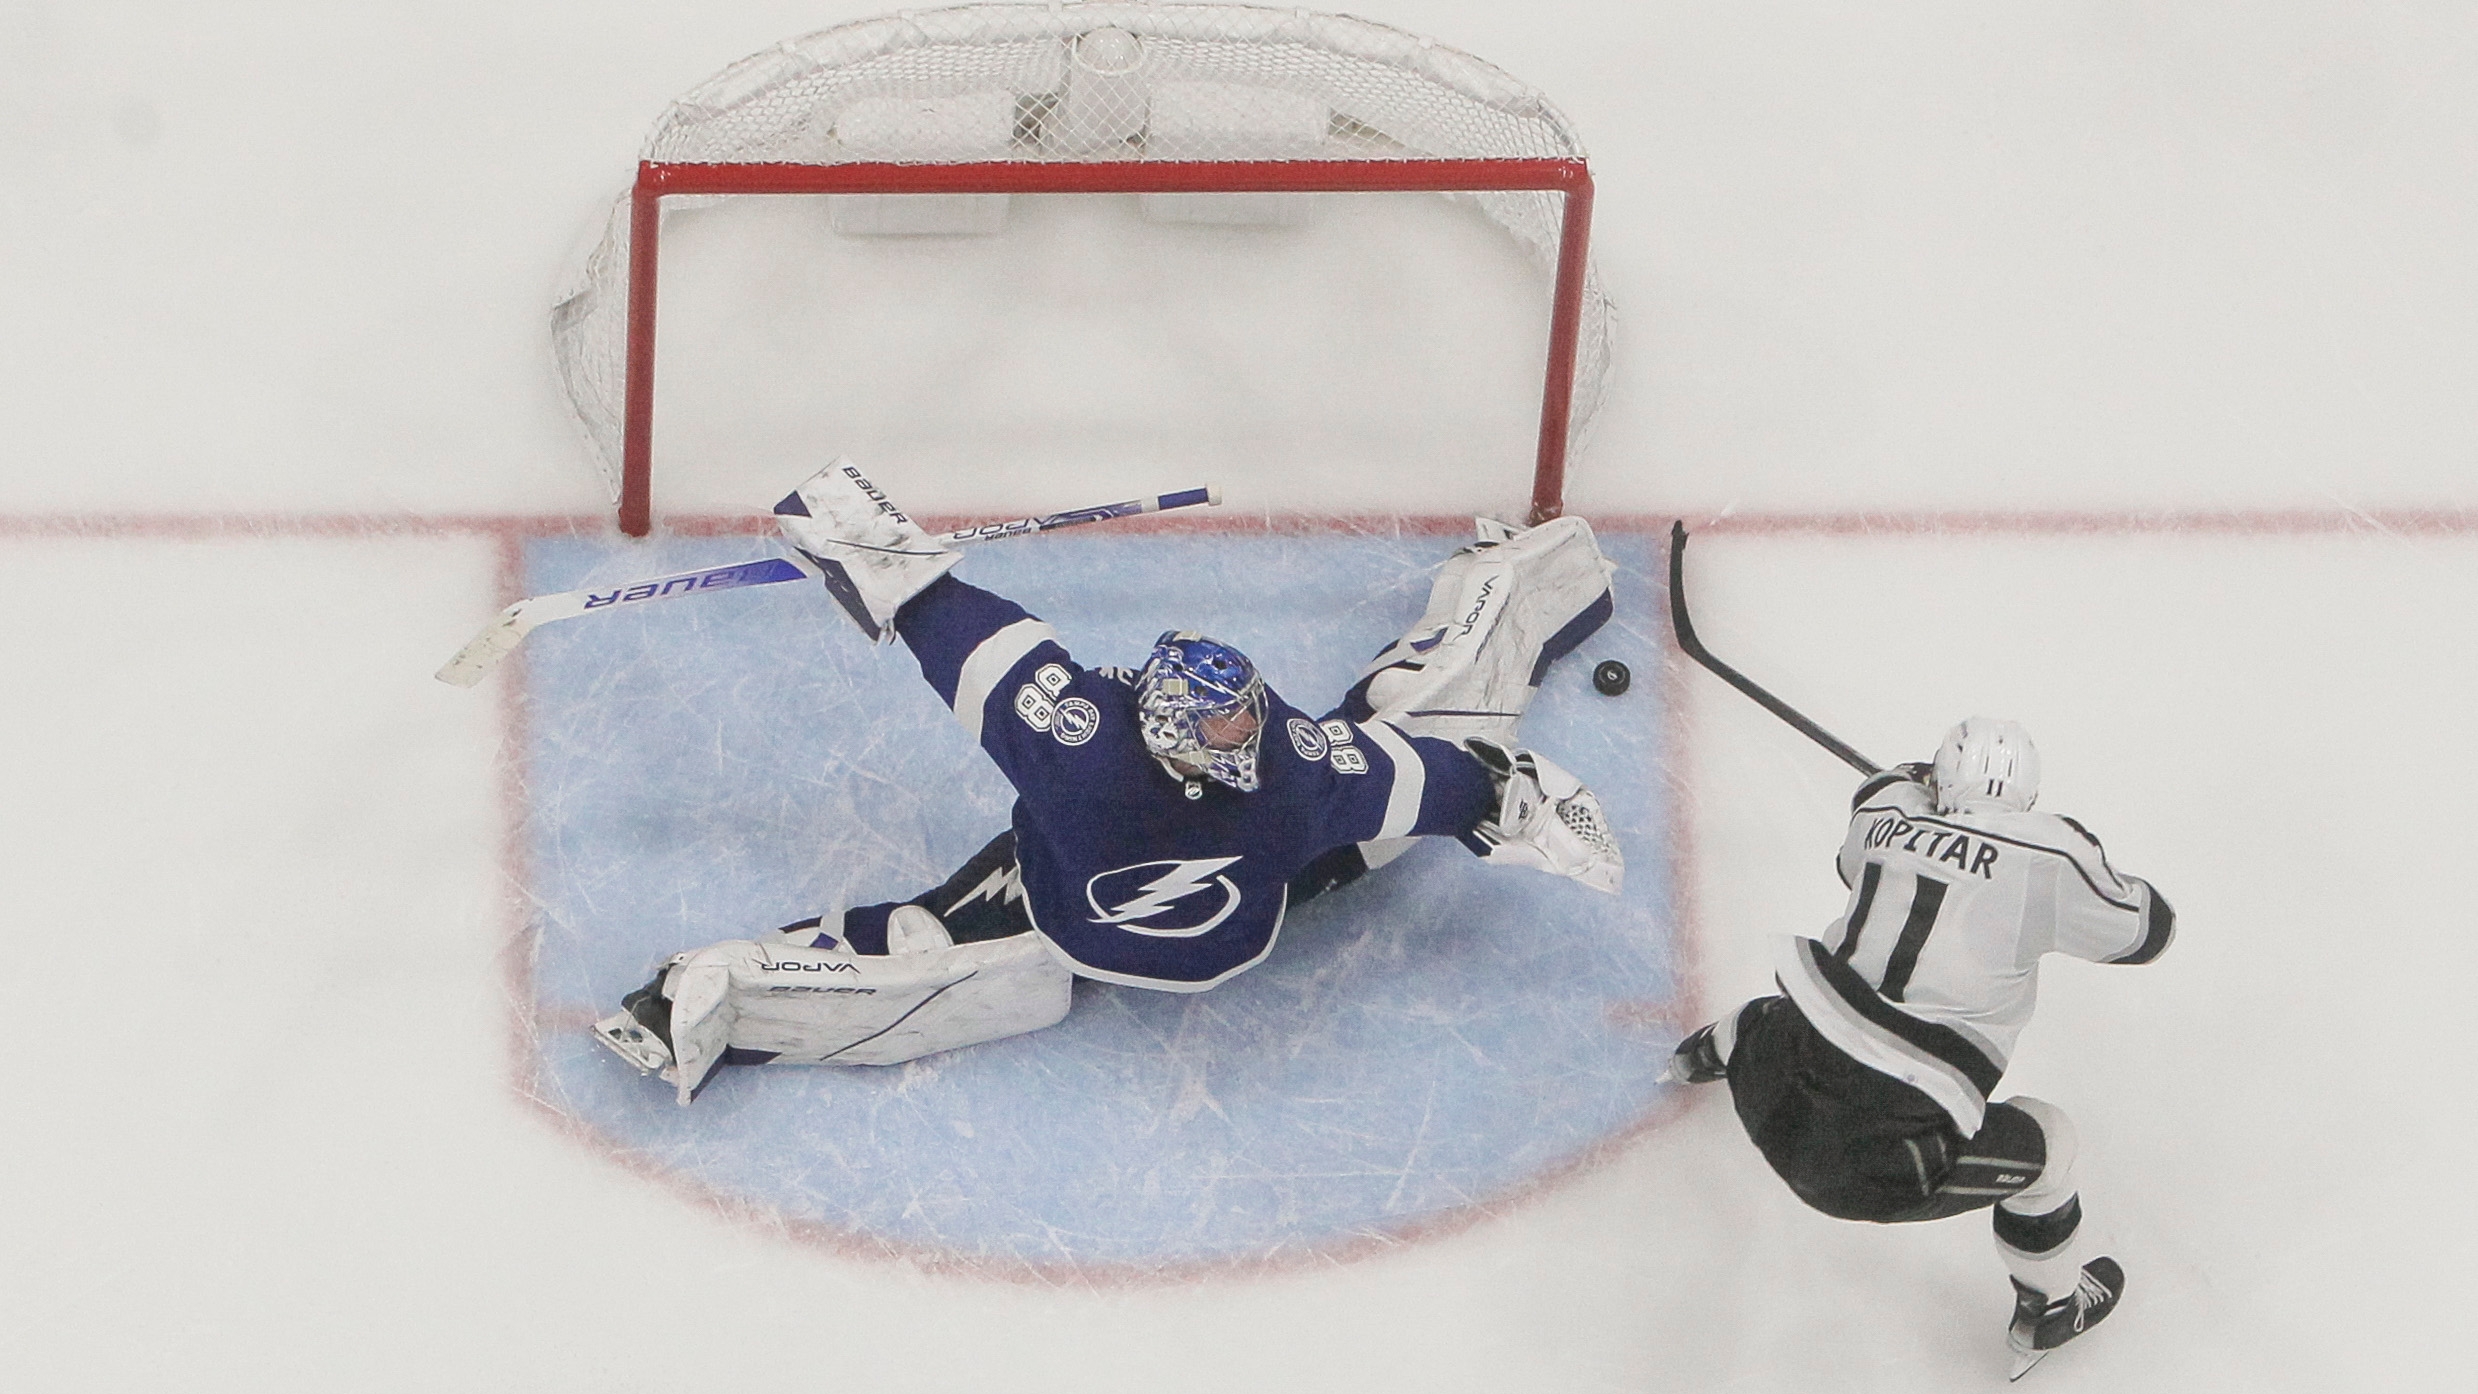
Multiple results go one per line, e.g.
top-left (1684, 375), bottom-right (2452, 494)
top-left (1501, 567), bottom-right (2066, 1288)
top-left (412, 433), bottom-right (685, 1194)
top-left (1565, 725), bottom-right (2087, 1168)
top-left (1667, 520), bottom-right (1881, 776)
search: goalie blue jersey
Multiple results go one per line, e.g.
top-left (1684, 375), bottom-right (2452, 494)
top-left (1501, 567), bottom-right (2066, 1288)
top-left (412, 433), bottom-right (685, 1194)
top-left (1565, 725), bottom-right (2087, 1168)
top-left (893, 576), bottom-right (1495, 991)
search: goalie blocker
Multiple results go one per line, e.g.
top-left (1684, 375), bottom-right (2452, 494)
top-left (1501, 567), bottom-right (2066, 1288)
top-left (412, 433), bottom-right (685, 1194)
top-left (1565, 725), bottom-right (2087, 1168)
top-left (774, 458), bottom-right (962, 643)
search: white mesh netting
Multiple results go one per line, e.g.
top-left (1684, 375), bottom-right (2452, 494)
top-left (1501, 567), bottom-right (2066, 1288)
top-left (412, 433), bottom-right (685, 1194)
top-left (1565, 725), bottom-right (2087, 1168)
top-left (551, 2), bottom-right (1613, 513)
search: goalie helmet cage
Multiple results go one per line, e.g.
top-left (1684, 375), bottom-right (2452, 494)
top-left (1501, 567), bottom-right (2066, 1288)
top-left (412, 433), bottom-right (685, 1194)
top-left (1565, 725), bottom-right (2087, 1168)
top-left (551, 2), bottom-right (1612, 537)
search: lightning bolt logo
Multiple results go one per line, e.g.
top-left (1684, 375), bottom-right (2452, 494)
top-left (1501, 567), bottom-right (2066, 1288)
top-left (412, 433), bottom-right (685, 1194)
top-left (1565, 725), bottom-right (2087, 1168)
top-left (1086, 857), bottom-right (1245, 938)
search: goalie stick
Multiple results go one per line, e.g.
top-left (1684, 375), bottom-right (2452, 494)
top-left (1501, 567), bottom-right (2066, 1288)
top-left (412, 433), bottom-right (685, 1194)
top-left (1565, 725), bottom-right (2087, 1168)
top-left (435, 485), bottom-right (1221, 687)
top-left (1666, 520), bottom-right (1881, 776)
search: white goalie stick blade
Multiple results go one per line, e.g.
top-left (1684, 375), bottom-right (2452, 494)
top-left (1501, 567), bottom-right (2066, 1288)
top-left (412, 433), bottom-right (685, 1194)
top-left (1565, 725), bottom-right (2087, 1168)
top-left (433, 606), bottom-right (536, 688)
top-left (432, 556), bottom-right (818, 687)
top-left (434, 485), bottom-right (1220, 686)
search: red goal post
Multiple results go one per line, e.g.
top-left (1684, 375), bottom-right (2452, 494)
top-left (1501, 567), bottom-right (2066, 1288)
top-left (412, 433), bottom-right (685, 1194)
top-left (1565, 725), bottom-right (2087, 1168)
top-left (552, 4), bottom-right (1613, 537)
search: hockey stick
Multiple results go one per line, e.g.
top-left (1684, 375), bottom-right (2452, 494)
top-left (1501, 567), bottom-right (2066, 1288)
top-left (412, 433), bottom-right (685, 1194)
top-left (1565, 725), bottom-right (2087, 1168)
top-left (1666, 520), bottom-right (1881, 776)
top-left (435, 485), bottom-right (1222, 687)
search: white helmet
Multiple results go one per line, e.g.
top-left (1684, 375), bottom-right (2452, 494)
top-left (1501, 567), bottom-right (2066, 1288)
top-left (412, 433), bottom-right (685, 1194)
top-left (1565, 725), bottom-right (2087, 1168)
top-left (1932, 717), bottom-right (2040, 814)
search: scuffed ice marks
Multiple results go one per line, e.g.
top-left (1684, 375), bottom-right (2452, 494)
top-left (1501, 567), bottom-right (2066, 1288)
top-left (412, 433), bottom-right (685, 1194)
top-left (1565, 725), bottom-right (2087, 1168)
top-left (517, 524), bottom-right (1680, 1270)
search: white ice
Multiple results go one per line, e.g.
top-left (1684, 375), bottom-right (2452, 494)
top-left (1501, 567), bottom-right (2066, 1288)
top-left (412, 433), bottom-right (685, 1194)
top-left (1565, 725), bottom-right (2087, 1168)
top-left (2, 2), bottom-right (2471, 1390)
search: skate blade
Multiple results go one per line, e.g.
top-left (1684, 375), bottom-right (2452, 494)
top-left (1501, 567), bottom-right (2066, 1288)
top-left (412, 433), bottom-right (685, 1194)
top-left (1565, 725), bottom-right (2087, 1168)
top-left (590, 1011), bottom-right (674, 1076)
top-left (2007, 1346), bottom-right (2050, 1382)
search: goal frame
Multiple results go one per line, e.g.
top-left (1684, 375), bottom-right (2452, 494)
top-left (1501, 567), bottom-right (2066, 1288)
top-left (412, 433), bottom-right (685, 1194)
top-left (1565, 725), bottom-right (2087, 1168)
top-left (613, 156), bottom-right (1596, 537)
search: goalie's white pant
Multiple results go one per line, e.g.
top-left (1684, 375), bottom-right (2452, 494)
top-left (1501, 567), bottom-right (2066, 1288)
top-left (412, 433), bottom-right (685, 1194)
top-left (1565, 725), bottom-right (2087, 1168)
top-left (621, 923), bottom-right (1074, 1105)
top-left (1347, 514), bottom-right (1616, 746)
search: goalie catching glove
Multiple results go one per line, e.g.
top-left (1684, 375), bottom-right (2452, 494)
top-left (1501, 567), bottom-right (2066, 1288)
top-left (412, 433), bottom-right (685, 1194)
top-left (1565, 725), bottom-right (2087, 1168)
top-left (1459, 738), bottom-right (1624, 894)
top-left (774, 458), bottom-right (961, 642)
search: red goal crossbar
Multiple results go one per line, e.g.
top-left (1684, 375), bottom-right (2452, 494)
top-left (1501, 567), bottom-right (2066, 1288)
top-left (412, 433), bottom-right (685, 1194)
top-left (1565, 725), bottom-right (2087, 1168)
top-left (617, 157), bottom-right (1596, 536)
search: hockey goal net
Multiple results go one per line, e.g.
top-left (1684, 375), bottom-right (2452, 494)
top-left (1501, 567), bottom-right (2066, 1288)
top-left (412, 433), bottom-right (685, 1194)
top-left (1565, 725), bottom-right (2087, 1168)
top-left (551, 2), bottom-right (1612, 536)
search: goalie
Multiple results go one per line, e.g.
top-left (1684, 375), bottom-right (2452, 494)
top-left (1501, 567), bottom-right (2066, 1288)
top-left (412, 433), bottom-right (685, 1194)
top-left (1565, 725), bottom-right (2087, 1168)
top-left (593, 459), bottom-right (1623, 1104)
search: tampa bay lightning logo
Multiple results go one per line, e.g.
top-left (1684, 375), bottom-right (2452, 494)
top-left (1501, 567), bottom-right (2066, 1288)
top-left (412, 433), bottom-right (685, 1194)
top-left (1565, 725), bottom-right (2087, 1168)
top-left (1085, 857), bottom-right (1243, 937)
top-left (1052, 697), bottom-right (1100, 746)
top-left (1286, 717), bottom-right (1327, 761)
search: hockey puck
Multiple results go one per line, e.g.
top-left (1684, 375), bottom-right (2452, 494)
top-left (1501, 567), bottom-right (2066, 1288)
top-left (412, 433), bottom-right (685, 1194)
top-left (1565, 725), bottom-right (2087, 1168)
top-left (1592, 659), bottom-right (1631, 696)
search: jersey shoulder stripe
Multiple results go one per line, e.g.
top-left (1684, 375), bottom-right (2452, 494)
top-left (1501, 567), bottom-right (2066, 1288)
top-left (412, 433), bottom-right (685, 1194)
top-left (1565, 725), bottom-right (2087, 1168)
top-left (953, 618), bottom-right (1061, 742)
top-left (1356, 720), bottom-right (1425, 841)
top-left (1851, 801), bottom-right (2140, 911)
top-left (1850, 768), bottom-right (1918, 810)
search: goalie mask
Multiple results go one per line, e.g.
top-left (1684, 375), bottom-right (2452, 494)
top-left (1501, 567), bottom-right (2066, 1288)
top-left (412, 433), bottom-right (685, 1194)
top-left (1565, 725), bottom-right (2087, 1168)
top-left (1932, 716), bottom-right (2040, 815)
top-left (1135, 631), bottom-right (1266, 792)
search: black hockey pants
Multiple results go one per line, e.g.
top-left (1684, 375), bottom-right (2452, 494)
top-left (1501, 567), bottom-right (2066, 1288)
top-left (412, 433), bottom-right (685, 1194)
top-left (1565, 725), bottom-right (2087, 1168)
top-left (1724, 995), bottom-right (2047, 1224)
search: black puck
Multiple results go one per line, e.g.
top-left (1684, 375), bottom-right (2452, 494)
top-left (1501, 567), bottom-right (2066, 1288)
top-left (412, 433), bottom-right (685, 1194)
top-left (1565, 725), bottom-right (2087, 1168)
top-left (1592, 659), bottom-right (1631, 696)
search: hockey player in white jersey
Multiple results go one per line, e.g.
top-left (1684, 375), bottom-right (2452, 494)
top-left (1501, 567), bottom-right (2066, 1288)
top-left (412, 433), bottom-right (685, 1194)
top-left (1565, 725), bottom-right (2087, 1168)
top-left (1663, 718), bottom-right (2174, 1380)
top-left (593, 459), bottom-right (1623, 1104)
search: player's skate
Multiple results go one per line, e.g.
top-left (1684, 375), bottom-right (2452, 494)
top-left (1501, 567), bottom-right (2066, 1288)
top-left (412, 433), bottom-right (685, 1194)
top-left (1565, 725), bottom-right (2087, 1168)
top-left (1346, 514), bottom-right (1616, 745)
top-left (1461, 738), bottom-right (1623, 894)
top-left (772, 457), bottom-right (960, 642)
top-left (2006, 1257), bottom-right (2124, 1380)
top-left (1659, 1022), bottom-right (1729, 1084)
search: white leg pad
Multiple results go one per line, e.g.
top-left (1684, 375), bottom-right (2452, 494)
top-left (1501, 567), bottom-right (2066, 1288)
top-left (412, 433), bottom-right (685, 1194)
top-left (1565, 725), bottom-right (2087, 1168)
top-left (773, 458), bottom-right (961, 642)
top-left (665, 954), bottom-right (739, 1105)
top-left (1354, 515), bottom-right (1616, 745)
top-left (662, 933), bottom-right (1073, 1103)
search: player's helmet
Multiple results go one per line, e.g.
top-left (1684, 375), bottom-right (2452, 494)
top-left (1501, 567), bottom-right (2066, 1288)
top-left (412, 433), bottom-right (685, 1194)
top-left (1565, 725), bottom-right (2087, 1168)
top-left (1135, 631), bottom-right (1267, 792)
top-left (1932, 717), bottom-right (2040, 814)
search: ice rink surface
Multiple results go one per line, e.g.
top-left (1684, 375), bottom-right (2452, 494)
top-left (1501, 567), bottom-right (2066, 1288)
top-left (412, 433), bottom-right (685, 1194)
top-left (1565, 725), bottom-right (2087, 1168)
top-left (521, 527), bottom-right (1680, 1274)
top-left (3, 2), bottom-right (2472, 1390)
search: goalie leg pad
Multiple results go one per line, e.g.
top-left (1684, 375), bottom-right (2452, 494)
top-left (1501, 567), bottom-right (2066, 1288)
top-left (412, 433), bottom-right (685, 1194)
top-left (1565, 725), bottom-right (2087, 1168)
top-left (1346, 515), bottom-right (1617, 744)
top-left (773, 458), bottom-right (961, 642)
top-left (1461, 739), bottom-right (1624, 894)
top-left (725, 934), bottom-right (1072, 1068)
top-left (663, 952), bottom-right (740, 1105)
top-left (611, 933), bottom-right (1075, 1104)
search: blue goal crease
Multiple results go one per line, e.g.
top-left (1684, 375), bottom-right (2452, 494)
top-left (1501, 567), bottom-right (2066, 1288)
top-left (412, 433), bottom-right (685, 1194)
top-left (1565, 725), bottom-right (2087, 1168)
top-left (516, 525), bottom-right (1682, 1268)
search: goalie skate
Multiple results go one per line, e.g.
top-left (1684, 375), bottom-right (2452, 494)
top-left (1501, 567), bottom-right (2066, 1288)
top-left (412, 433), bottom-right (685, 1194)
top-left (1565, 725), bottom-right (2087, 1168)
top-left (590, 958), bottom-right (686, 1079)
top-left (591, 1011), bottom-right (674, 1077)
